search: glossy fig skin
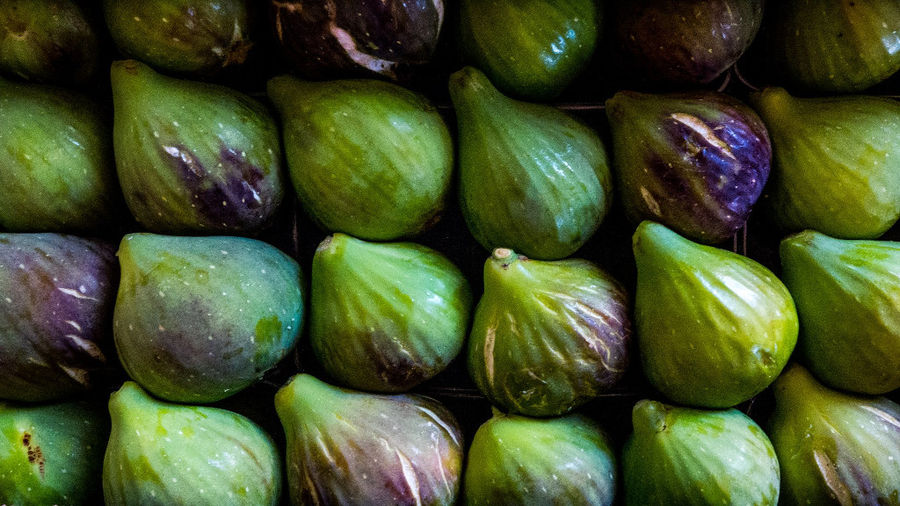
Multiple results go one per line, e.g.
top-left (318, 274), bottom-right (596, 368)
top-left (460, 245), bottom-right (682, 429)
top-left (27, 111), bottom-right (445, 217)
top-left (269, 0), bottom-right (444, 81)
top-left (104, 0), bottom-right (252, 75)
top-left (770, 364), bottom-right (900, 505)
top-left (268, 76), bottom-right (453, 241)
top-left (0, 400), bottom-right (108, 505)
top-left (634, 222), bottom-right (798, 408)
top-left (464, 411), bottom-right (616, 506)
top-left (310, 234), bottom-right (471, 392)
top-left (751, 87), bottom-right (900, 239)
top-left (111, 60), bottom-right (285, 234)
top-left (103, 382), bottom-right (281, 506)
top-left (468, 248), bottom-right (631, 417)
top-left (275, 374), bottom-right (463, 506)
top-left (113, 233), bottom-right (304, 403)
top-left (459, 0), bottom-right (600, 100)
top-left (623, 400), bottom-right (780, 505)
top-left (0, 234), bottom-right (116, 403)
top-left (780, 231), bottom-right (900, 394)
top-left (450, 66), bottom-right (612, 260)
top-left (606, 90), bottom-right (771, 244)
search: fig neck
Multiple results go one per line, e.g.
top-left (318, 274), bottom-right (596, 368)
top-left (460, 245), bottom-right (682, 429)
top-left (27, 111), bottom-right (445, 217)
top-left (448, 66), bottom-right (510, 119)
top-left (483, 248), bottom-right (534, 295)
top-left (773, 364), bottom-right (826, 408)
top-left (632, 399), bottom-right (670, 437)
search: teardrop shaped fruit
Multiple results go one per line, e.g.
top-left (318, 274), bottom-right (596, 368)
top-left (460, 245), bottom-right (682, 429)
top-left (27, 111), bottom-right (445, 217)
top-left (268, 76), bottom-right (453, 240)
top-left (0, 0), bottom-right (99, 85)
top-left (768, 0), bottom-right (900, 92)
top-left (0, 234), bottom-right (116, 402)
top-left (450, 66), bottom-right (612, 260)
top-left (606, 90), bottom-right (771, 243)
top-left (780, 231), bottom-right (900, 394)
top-left (275, 374), bottom-right (463, 506)
top-left (459, 0), bottom-right (600, 100)
top-left (633, 221), bottom-right (798, 408)
top-left (103, 381), bottom-right (281, 505)
top-left (111, 60), bottom-right (284, 234)
top-left (310, 233), bottom-right (471, 392)
top-left (623, 400), bottom-right (780, 505)
top-left (751, 87), bottom-right (900, 239)
top-left (0, 79), bottom-right (120, 232)
top-left (468, 248), bottom-right (631, 417)
top-left (0, 400), bottom-right (108, 505)
top-left (104, 0), bottom-right (252, 75)
top-left (114, 233), bottom-right (304, 403)
top-left (770, 364), bottom-right (900, 505)
top-left (464, 410), bottom-right (616, 505)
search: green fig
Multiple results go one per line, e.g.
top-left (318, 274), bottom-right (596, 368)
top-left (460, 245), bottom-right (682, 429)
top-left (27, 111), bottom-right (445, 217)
top-left (634, 221), bottom-right (798, 408)
top-left (770, 364), bottom-right (900, 505)
top-left (464, 410), bottom-right (616, 505)
top-left (111, 59), bottom-right (284, 234)
top-left (114, 233), bottom-right (304, 403)
top-left (267, 76), bottom-right (453, 241)
top-left (623, 400), bottom-right (780, 505)
top-left (310, 233), bottom-right (471, 392)
top-left (468, 248), bottom-right (631, 417)
top-left (450, 66), bottom-right (612, 260)
top-left (275, 374), bottom-right (463, 506)
top-left (103, 381), bottom-right (281, 505)
top-left (751, 87), bottom-right (900, 239)
top-left (780, 231), bottom-right (900, 394)
top-left (0, 79), bottom-right (120, 232)
top-left (459, 0), bottom-right (600, 99)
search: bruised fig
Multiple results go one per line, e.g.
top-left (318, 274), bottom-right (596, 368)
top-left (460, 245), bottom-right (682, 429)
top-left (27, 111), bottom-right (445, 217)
top-left (450, 66), bottom-right (612, 260)
top-left (111, 60), bottom-right (284, 234)
top-left (310, 233), bottom-right (471, 392)
top-left (606, 90), bottom-right (771, 243)
top-left (0, 234), bottom-right (116, 402)
top-left (467, 248), bottom-right (631, 417)
top-left (275, 374), bottom-right (463, 506)
top-left (103, 381), bottom-right (281, 505)
top-left (634, 222), bottom-right (798, 408)
top-left (113, 233), bottom-right (303, 403)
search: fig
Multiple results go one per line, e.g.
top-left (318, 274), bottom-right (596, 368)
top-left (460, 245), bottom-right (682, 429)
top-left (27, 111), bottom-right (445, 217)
top-left (310, 233), bottom-right (471, 392)
top-left (450, 66), bottom-right (612, 260)
top-left (468, 248), bottom-right (631, 417)
top-left (111, 59), bottom-right (284, 234)
top-left (268, 76), bottom-right (453, 241)
top-left (623, 400), bottom-right (780, 505)
top-left (770, 364), bottom-right (900, 505)
top-left (275, 374), bottom-right (463, 506)
top-left (633, 221), bottom-right (798, 408)
top-left (104, 0), bottom-right (252, 75)
top-left (768, 0), bottom-right (900, 92)
top-left (459, 0), bottom-right (600, 100)
top-left (113, 233), bottom-right (304, 403)
top-left (780, 231), bottom-right (900, 394)
top-left (606, 90), bottom-right (771, 244)
top-left (0, 79), bottom-right (120, 233)
top-left (103, 381), bottom-right (281, 505)
top-left (0, 400), bottom-right (108, 505)
top-left (269, 0), bottom-right (444, 81)
top-left (0, 234), bottom-right (116, 402)
top-left (464, 410), bottom-right (616, 505)
top-left (751, 87), bottom-right (900, 238)
top-left (0, 0), bottom-right (99, 85)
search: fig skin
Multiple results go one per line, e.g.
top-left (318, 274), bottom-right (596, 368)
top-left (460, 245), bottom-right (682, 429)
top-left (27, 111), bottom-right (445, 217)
top-left (310, 233), bottom-right (471, 392)
top-left (275, 374), bottom-right (463, 506)
top-left (780, 231), bottom-right (900, 394)
top-left (606, 90), bottom-right (771, 244)
top-left (113, 233), bottom-right (304, 403)
top-left (0, 234), bottom-right (117, 403)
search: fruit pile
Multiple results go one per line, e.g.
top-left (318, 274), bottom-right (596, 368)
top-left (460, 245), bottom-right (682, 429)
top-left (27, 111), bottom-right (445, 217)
top-left (0, 1), bottom-right (898, 504)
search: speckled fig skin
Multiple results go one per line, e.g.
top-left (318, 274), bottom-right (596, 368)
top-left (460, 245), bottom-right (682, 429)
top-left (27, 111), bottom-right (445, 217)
top-left (606, 90), bottom-right (771, 244)
top-left (0, 234), bottom-right (116, 403)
